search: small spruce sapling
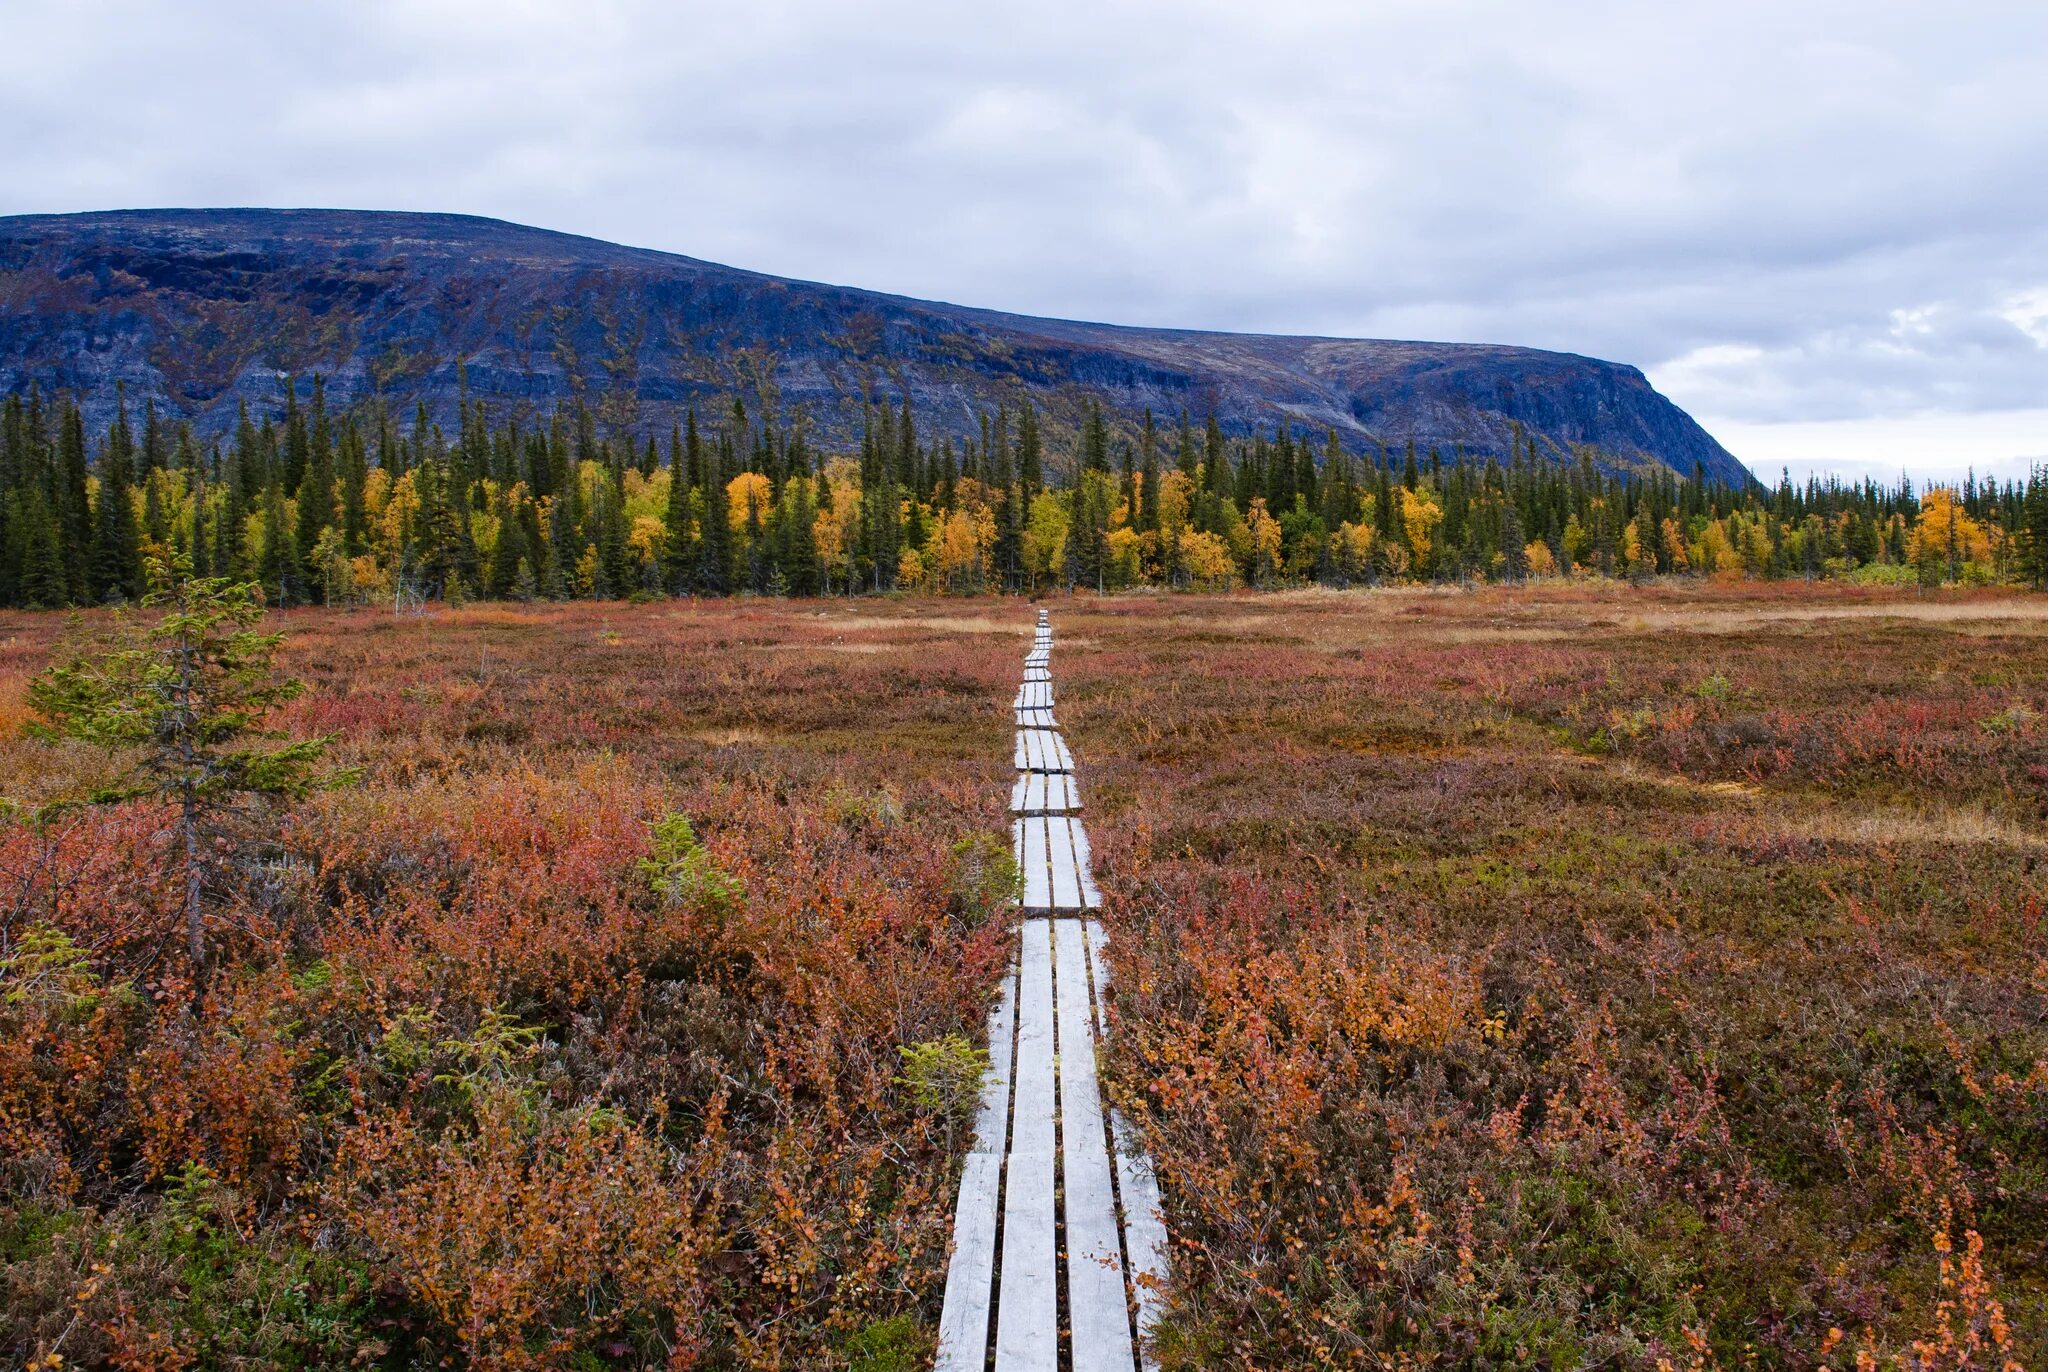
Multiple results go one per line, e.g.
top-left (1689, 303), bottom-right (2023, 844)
top-left (27, 559), bottom-right (357, 978)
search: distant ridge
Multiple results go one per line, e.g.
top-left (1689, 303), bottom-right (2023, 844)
top-left (0, 208), bottom-right (1749, 483)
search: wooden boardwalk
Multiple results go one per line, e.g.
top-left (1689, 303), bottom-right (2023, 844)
top-left (936, 610), bottom-right (1170, 1372)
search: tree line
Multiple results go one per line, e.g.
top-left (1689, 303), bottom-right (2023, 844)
top-left (3, 377), bottom-right (2045, 608)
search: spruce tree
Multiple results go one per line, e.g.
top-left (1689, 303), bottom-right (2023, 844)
top-left (1017, 403), bottom-right (1043, 496)
top-left (90, 411), bottom-right (144, 603)
top-left (2023, 464), bottom-right (2048, 589)
top-left (28, 560), bottom-right (354, 978)
top-left (58, 403), bottom-right (93, 602)
top-left (698, 431), bottom-right (731, 595)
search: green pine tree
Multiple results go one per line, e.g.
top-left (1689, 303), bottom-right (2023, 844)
top-left (28, 559), bottom-right (356, 978)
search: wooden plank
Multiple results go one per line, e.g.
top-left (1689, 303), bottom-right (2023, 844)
top-left (1082, 919), bottom-right (1110, 1027)
top-left (1053, 923), bottom-right (1138, 1372)
top-left (934, 1151), bottom-right (1004, 1372)
top-left (1072, 820), bottom-right (1102, 907)
top-left (1016, 818), bottom-right (1051, 908)
top-left (1011, 773), bottom-right (1082, 816)
top-left (1019, 728), bottom-right (1069, 773)
top-left (1084, 921), bottom-right (1170, 1370)
top-left (1047, 817), bottom-right (1085, 910)
top-left (1112, 1117), bottom-right (1170, 1368)
top-left (1014, 707), bottom-right (1057, 729)
top-left (996, 920), bottom-right (1058, 1372)
top-left (1014, 682), bottom-right (1054, 710)
top-left (973, 952), bottom-right (1019, 1150)
top-left (1009, 916), bottom-right (1055, 1151)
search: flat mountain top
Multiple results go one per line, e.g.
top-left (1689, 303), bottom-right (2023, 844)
top-left (0, 208), bottom-right (1746, 483)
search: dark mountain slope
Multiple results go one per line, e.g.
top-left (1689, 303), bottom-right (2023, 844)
top-left (0, 208), bottom-right (1748, 483)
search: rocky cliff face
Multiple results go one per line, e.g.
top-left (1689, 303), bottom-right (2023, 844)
top-left (0, 208), bottom-right (1748, 483)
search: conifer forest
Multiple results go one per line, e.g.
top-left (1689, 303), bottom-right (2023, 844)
top-left (6, 379), bottom-right (2047, 611)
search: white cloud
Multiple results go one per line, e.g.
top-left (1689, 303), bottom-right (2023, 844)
top-left (2002, 288), bottom-right (2048, 348)
top-left (1710, 408), bottom-right (2048, 487)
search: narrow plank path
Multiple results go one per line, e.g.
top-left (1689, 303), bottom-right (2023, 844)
top-left (935, 610), bottom-right (1170, 1372)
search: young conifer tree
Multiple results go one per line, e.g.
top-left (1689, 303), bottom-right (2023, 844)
top-left (28, 558), bottom-right (356, 978)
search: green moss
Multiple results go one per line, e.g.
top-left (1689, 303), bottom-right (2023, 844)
top-left (842, 1314), bottom-right (925, 1372)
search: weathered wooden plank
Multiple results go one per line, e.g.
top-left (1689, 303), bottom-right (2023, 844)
top-left (973, 952), bottom-right (1019, 1150)
top-left (1011, 772), bottom-right (1082, 816)
top-left (1010, 920), bottom-right (1053, 1152)
top-left (997, 920), bottom-right (1058, 1372)
top-left (935, 1151), bottom-right (1004, 1372)
top-left (1048, 817), bottom-right (1085, 910)
top-left (1053, 923), bottom-right (1138, 1372)
top-left (1082, 919), bottom-right (1109, 1027)
top-left (1112, 1117), bottom-right (1170, 1368)
top-left (1014, 682), bottom-right (1054, 710)
top-left (1014, 707), bottom-right (1058, 729)
top-left (994, 1148), bottom-right (1057, 1372)
top-left (1019, 728), bottom-right (1069, 773)
top-left (1016, 818), bottom-right (1051, 908)
top-left (1072, 820), bottom-right (1102, 908)
top-left (1083, 921), bottom-right (1170, 1370)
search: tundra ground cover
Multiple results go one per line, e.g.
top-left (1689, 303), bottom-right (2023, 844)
top-left (1060, 585), bottom-right (2047, 1368)
top-left (0, 599), bottom-right (1025, 1369)
top-left (1, 584), bottom-right (2043, 1369)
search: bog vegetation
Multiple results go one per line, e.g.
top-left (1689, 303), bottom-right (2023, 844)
top-left (4, 381), bottom-right (2048, 612)
top-left (0, 578), bottom-right (2043, 1369)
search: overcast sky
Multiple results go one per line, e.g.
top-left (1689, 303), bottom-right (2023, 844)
top-left (6, 0), bottom-right (2047, 483)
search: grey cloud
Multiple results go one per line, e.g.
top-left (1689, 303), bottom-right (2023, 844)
top-left (3, 0), bottom-right (2047, 438)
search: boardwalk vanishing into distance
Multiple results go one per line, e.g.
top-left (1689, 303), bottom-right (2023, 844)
top-left (935, 611), bottom-right (1169, 1372)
